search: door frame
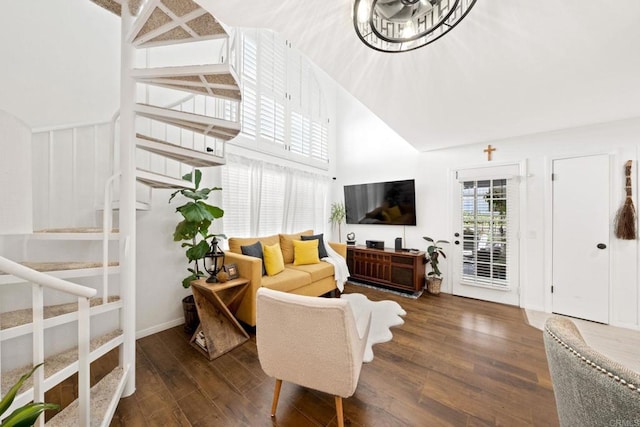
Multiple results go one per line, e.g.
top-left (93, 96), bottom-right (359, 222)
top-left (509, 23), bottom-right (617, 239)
top-left (447, 160), bottom-right (528, 307)
top-left (543, 151), bottom-right (617, 316)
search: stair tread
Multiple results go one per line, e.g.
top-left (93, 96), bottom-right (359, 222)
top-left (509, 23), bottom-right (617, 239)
top-left (136, 103), bottom-right (240, 126)
top-left (0, 261), bottom-right (118, 275)
top-left (89, 0), bottom-right (121, 16)
top-left (132, 64), bottom-right (241, 101)
top-left (90, 0), bottom-right (143, 17)
top-left (131, 0), bottom-right (227, 48)
top-left (46, 366), bottom-right (125, 427)
top-left (136, 169), bottom-right (194, 189)
top-left (1, 329), bottom-right (123, 393)
top-left (34, 228), bottom-right (119, 234)
top-left (1, 296), bottom-right (121, 331)
top-left (135, 104), bottom-right (239, 140)
top-left (136, 134), bottom-right (225, 167)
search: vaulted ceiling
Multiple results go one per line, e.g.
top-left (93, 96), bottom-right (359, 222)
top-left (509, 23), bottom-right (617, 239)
top-left (199, 0), bottom-right (640, 151)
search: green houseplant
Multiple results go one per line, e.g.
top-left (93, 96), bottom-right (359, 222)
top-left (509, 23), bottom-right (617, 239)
top-left (169, 169), bottom-right (225, 288)
top-left (423, 236), bottom-right (449, 295)
top-left (1, 364), bottom-right (58, 426)
top-left (329, 202), bottom-right (346, 242)
top-left (169, 169), bottom-right (224, 334)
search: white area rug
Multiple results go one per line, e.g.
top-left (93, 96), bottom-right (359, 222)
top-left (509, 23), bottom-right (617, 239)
top-left (341, 293), bottom-right (406, 363)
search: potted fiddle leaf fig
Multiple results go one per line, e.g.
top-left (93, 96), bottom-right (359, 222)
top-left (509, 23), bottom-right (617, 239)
top-left (0, 363), bottom-right (59, 426)
top-left (169, 169), bottom-right (224, 333)
top-left (423, 236), bottom-right (449, 295)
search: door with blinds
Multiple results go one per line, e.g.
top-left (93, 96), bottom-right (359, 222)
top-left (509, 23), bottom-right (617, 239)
top-left (451, 165), bottom-right (520, 306)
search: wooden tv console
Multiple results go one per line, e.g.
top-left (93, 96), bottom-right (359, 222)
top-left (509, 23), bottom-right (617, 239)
top-left (346, 245), bottom-right (426, 294)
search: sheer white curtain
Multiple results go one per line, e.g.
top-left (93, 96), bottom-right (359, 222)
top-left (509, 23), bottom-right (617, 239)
top-left (221, 154), bottom-right (329, 240)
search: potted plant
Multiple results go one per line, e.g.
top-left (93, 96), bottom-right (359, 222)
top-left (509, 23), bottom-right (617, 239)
top-left (1, 364), bottom-right (59, 426)
top-left (329, 202), bottom-right (346, 242)
top-left (423, 236), bottom-right (449, 295)
top-left (169, 169), bottom-right (224, 333)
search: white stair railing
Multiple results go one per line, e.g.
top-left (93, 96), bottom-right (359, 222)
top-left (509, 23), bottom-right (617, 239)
top-left (0, 256), bottom-right (96, 426)
top-left (103, 171), bottom-right (121, 302)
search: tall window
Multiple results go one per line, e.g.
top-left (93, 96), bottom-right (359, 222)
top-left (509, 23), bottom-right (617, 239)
top-left (460, 178), bottom-right (516, 288)
top-left (236, 29), bottom-right (330, 168)
top-left (240, 33), bottom-right (257, 137)
top-left (221, 155), bottom-right (329, 238)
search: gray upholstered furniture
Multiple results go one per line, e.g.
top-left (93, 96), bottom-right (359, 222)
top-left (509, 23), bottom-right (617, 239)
top-left (543, 317), bottom-right (640, 427)
top-left (256, 287), bottom-right (372, 427)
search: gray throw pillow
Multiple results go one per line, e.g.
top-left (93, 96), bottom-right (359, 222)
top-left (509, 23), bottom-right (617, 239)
top-left (241, 241), bottom-right (266, 276)
top-left (301, 234), bottom-right (328, 259)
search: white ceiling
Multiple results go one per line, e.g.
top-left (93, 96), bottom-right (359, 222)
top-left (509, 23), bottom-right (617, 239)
top-left (199, 0), bottom-right (640, 151)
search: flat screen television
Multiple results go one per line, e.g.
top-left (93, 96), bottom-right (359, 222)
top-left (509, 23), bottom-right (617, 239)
top-left (344, 179), bottom-right (417, 225)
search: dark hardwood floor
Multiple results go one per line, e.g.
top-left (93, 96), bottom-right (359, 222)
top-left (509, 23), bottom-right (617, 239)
top-left (110, 283), bottom-right (559, 426)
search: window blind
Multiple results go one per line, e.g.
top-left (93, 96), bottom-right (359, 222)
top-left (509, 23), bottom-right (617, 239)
top-left (222, 156), bottom-right (329, 239)
top-left (460, 177), bottom-right (518, 289)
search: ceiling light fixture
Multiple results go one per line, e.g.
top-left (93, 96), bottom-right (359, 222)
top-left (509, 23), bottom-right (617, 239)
top-left (353, 0), bottom-right (478, 53)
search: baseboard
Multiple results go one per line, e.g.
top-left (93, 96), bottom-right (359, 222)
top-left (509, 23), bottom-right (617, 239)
top-left (609, 320), bottom-right (640, 331)
top-left (522, 304), bottom-right (546, 312)
top-left (136, 318), bottom-right (184, 340)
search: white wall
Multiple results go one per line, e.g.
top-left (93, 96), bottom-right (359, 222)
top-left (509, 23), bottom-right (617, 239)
top-left (0, 110), bottom-right (32, 234)
top-left (335, 90), bottom-right (640, 329)
top-left (0, 0), bottom-right (121, 128)
top-left (333, 88), bottom-right (421, 245)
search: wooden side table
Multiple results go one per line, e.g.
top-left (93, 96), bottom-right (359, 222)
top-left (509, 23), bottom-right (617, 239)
top-left (189, 277), bottom-right (250, 360)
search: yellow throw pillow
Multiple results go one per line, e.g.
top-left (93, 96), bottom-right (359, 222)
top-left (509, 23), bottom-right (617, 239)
top-left (293, 239), bottom-right (320, 265)
top-left (263, 243), bottom-right (285, 276)
top-left (279, 230), bottom-right (313, 264)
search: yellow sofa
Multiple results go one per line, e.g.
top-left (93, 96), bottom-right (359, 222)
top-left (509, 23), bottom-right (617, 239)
top-left (225, 230), bottom-right (347, 327)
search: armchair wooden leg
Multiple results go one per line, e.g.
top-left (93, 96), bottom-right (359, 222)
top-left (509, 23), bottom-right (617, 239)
top-left (334, 396), bottom-right (344, 427)
top-left (271, 379), bottom-right (283, 417)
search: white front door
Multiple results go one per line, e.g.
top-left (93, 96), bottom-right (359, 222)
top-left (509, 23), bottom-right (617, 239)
top-left (451, 165), bottom-right (520, 306)
top-left (552, 155), bottom-right (610, 323)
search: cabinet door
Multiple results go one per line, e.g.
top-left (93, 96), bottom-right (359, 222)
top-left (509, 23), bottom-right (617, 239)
top-left (390, 256), bottom-right (415, 289)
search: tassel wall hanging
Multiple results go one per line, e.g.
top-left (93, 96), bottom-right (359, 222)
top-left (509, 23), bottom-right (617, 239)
top-left (614, 160), bottom-right (637, 240)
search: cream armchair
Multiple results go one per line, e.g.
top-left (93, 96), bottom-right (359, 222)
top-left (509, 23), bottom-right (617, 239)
top-left (256, 288), bottom-right (372, 427)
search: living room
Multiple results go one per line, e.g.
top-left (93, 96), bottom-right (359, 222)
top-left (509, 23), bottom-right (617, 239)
top-left (1, 0), bottom-right (639, 425)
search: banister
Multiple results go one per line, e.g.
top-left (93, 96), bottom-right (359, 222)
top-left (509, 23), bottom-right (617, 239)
top-left (0, 256), bottom-right (97, 298)
top-left (103, 171), bottom-right (121, 302)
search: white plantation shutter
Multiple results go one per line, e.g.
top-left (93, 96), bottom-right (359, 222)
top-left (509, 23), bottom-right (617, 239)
top-left (241, 32), bottom-right (258, 137)
top-left (290, 112), bottom-right (311, 156)
top-left (258, 32), bottom-right (286, 144)
top-left (241, 85), bottom-right (257, 137)
top-left (458, 169), bottom-right (519, 289)
top-left (311, 120), bottom-right (328, 160)
top-left (242, 31), bottom-right (257, 82)
top-left (236, 28), bottom-right (329, 165)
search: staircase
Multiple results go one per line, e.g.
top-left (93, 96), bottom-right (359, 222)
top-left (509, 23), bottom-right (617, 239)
top-left (0, 0), bottom-right (241, 425)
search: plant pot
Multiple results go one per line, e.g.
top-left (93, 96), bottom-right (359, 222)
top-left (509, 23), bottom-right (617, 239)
top-left (426, 277), bottom-right (442, 295)
top-left (182, 295), bottom-right (200, 334)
